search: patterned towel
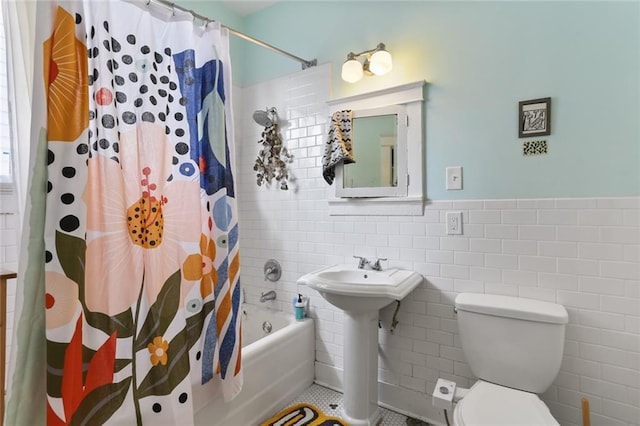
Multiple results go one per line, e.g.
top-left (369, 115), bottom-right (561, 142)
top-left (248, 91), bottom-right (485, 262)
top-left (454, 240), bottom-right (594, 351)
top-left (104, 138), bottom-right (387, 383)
top-left (322, 110), bottom-right (355, 185)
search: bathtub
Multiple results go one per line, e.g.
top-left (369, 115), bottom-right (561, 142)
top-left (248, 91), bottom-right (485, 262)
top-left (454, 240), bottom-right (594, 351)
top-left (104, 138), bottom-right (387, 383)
top-left (193, 304), bottom-right (314, 426)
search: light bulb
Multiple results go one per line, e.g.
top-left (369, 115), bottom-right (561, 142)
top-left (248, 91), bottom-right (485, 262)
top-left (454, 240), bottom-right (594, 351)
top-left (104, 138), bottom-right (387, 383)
top-left (341, 58), bottom-right (363, 83)
top-left (369, 49), bottom-right (392, 75)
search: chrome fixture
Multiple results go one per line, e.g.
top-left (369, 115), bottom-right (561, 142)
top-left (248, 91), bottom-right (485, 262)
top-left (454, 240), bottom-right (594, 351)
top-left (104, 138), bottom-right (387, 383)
top-left (148, 0), bottom-right (317, 70)
top-left (260, 290), bottom-right (277, 302)
top-left (372, 258), bottom-right (387, 271)
top-left (341, 43), bottom-right (393, 83)
top-left (353, 255), bottom-right (369, 269)
top-left (353, 256), bottom-right (388, 271)
top-left (253, 107), bottom-right (278, 128)
top-left (264, 259), bottom-right (282, 281)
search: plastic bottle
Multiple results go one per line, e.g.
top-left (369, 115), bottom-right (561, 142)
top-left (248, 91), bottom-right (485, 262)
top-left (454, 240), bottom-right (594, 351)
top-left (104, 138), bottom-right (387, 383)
top-left (294, 294), bottom-right (305, 321)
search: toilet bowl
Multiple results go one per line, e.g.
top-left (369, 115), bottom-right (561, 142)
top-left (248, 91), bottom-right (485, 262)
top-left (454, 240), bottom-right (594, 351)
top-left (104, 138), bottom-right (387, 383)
top-left (453, 381), bottom-right (559, 426)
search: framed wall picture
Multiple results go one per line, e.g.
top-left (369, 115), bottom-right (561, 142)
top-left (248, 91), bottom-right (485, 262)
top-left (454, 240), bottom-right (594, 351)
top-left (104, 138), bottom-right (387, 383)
top-left (519, 97), bottom-right (551, 138)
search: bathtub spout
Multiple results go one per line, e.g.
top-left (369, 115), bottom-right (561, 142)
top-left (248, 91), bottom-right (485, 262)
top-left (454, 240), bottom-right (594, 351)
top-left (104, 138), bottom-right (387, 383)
top-left (260, 290), bottom-right (277, 302)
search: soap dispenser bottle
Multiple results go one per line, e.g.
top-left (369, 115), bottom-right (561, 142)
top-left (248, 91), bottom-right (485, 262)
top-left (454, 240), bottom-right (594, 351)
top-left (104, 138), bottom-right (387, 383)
top-left (294, 294), bottom-right (305, 321)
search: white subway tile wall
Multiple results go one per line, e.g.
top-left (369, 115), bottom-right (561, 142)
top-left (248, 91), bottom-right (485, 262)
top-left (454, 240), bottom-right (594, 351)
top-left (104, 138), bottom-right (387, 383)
top-left (234, 64), bottom-right (639, 426)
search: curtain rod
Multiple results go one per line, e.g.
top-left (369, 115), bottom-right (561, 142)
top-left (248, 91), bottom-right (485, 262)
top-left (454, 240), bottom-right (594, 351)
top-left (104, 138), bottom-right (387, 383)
top-left (148, 0), bottom-right (317, 69)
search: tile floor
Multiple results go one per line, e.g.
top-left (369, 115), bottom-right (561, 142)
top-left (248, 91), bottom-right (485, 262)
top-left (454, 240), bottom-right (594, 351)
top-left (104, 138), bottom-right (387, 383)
top-left (279, 383), bottom-right (429, 426)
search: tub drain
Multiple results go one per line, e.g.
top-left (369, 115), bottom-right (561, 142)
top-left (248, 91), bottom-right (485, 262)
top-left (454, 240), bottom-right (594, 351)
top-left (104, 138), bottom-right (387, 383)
top-left (262, 320), bottom-right (273, 334)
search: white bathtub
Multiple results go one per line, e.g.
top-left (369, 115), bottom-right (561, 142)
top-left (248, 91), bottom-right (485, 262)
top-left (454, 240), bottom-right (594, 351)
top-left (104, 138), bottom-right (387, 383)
top-left (194, 304), bottom-right (314, 426)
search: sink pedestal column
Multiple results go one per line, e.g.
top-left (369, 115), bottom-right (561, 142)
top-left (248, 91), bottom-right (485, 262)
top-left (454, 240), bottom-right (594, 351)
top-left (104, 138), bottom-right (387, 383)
top-left (298, 265), bottom-right (423, 425)
top-left (342, 310), bottom-right (381, 426)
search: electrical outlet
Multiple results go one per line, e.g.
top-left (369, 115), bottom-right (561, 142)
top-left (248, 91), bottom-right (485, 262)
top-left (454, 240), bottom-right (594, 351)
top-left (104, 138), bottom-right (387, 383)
top-left (446, 211), bottom-right (462, 235)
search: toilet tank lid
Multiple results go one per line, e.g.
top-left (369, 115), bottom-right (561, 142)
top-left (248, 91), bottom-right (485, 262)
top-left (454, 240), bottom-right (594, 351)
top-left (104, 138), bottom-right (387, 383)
top-left (455, 293), bottom-right (568, 324)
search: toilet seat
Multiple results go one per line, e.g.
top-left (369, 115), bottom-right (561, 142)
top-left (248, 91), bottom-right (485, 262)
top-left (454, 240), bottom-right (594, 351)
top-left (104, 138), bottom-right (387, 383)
top-left (453, 381), bottom-right (559, 426)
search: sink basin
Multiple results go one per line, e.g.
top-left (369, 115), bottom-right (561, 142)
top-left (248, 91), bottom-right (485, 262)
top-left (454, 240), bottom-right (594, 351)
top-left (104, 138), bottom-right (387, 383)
top-left (297, 264), bottom-right (423, 312)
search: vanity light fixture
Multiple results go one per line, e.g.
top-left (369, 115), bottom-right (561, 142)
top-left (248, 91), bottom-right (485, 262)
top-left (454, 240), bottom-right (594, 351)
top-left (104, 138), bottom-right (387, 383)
top-left (341, 43), bottom-right (393, 83)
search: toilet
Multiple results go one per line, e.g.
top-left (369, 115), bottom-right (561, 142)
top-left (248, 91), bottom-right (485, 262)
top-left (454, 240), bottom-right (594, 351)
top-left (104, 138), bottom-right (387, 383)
top-left (449, 293), bottom-right (569, 426)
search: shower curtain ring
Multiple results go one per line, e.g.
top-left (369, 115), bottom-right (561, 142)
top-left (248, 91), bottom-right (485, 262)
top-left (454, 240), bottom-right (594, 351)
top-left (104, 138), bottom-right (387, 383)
top-left (145, 0), bottom-right (151, 6)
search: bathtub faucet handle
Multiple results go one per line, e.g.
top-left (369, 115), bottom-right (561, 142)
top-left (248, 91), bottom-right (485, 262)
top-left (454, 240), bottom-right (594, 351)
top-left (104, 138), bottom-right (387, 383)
top-left (264, 259), bottom-right (282, 282)
top-left (264, 267), bottom-right (274, 281)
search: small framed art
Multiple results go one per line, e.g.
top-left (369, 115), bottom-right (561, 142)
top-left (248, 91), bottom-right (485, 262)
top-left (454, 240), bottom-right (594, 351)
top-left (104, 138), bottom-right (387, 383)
top-left (519, 97), bottom-right (551, 138)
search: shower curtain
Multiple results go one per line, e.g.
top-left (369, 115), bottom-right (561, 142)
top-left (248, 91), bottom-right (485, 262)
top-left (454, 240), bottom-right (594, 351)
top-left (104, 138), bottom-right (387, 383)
top-left (7, 1), bottom-right (242, 424)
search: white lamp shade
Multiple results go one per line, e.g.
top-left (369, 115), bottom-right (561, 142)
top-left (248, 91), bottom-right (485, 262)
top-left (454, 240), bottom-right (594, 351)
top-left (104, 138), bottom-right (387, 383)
top-left (341, 59), bottom-right (363, 83)
top-left (369, 49), bottom-right (393, 75)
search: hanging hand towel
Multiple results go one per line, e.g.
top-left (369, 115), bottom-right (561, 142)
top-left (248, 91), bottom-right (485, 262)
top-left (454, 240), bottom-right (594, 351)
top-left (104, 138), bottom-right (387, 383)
top-left (322, 110), bottom-right (355, 185)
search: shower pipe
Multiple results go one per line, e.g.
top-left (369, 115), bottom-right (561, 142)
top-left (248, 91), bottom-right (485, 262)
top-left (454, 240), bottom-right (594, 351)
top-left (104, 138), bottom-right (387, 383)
top-left (146, 0), bottom-right (318, 70)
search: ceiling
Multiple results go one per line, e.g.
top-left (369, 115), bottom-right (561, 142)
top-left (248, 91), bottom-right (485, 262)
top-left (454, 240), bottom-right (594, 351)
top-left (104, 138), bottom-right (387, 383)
top-left (218, 1), bottom-right (279, 17)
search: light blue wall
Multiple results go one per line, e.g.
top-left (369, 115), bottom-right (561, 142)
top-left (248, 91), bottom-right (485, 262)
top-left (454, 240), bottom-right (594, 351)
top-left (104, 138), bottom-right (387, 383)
top-left (175, 0), bottom-right (242, 29)
top-left (188, 1), bottom-right (640, 200)
top-left (174, 0), bottom-right (247, 84)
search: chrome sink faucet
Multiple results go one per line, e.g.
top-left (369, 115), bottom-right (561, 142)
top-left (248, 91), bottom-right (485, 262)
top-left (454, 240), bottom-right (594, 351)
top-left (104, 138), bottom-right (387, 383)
top-left (353, 256), bottom-right (387, 271)
top-left (260, 290), bottom-right (277, 302)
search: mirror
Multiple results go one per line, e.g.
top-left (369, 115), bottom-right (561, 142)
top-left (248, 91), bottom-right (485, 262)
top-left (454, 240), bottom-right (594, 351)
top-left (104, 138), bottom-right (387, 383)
top-left (343, 106), bottom-right (402, 189)
top-left (327, 81), bottom-right (425, 215)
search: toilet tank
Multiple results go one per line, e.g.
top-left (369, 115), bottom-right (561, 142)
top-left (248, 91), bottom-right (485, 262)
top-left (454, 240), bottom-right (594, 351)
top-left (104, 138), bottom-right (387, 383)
top-left (455, 293), bottom-right (568, 394)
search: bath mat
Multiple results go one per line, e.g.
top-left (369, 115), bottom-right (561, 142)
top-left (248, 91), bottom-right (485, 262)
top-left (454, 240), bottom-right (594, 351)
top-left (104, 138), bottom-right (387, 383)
top-left (261, 402), bottom-right (349, 426)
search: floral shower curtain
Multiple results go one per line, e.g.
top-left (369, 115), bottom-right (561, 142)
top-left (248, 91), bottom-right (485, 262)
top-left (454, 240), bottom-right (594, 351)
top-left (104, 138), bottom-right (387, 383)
top-left (8, 1), bottom-right (242, 424)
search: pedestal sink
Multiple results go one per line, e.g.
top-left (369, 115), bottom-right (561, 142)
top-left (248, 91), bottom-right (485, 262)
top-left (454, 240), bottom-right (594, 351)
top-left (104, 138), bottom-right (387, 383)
top-left (298, 264), bottom-right (423, 426)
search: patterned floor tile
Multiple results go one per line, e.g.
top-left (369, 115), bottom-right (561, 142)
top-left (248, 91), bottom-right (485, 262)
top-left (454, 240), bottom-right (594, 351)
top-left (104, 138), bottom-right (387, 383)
top-left (281, 383), bottom-right (416, 425)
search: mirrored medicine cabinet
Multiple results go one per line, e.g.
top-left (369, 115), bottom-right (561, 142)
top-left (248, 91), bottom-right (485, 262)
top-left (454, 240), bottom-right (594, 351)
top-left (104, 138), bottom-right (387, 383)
top-left (326, 81), bottom-right (425, 216)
